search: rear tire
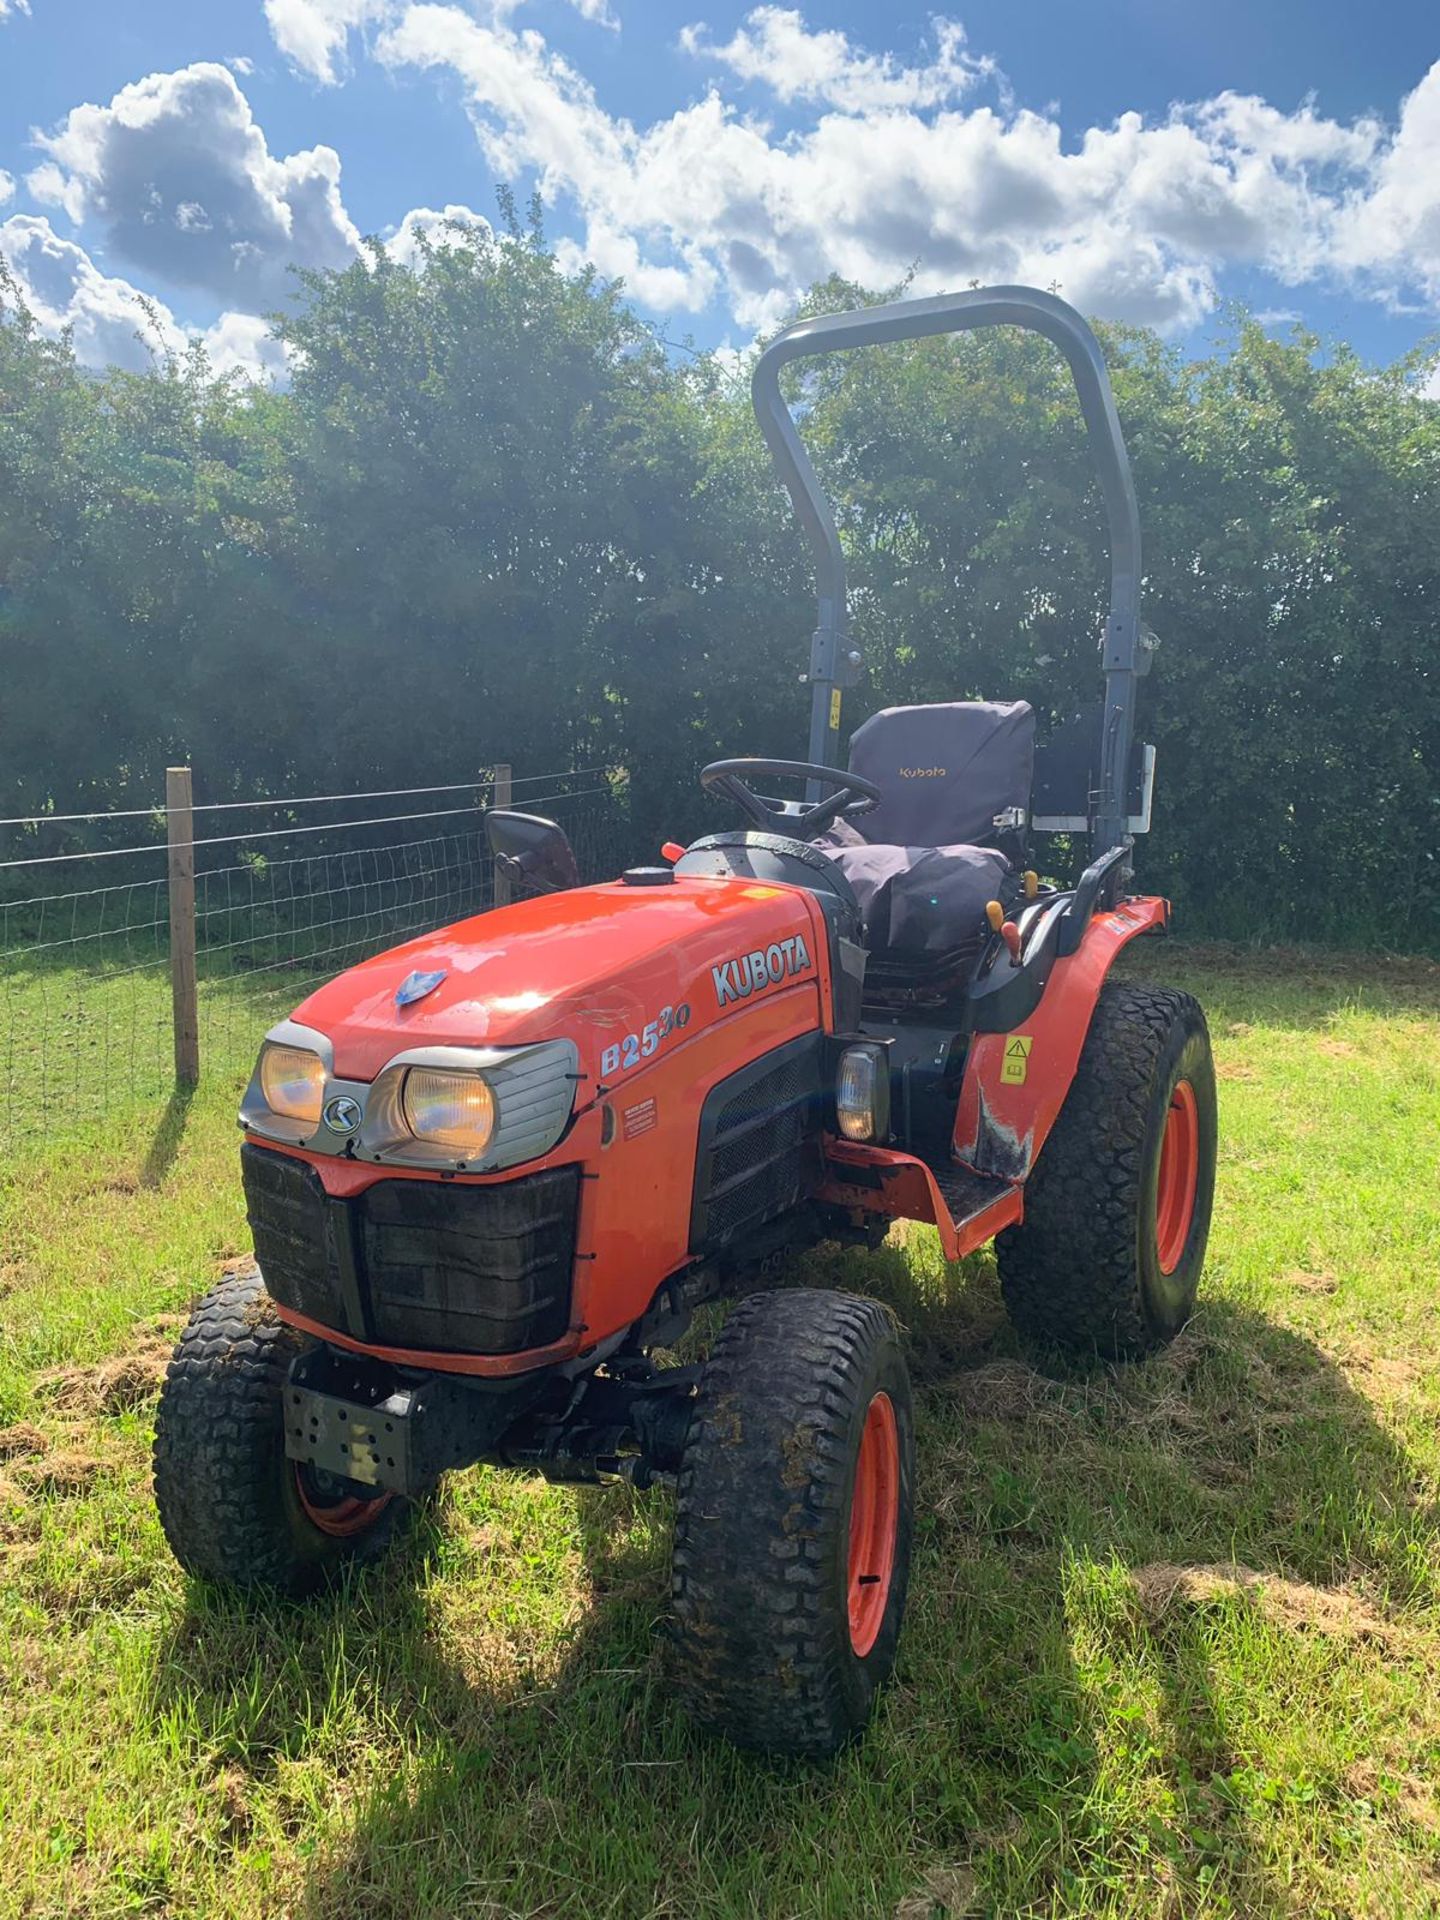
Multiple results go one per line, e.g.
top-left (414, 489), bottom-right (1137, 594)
top-left (995, 981), bottom-right (1217, 1357)
top-left (153, 1269), bottom-right (412, 1597)
top-left (669, 1288), bottom-right (915, 1758)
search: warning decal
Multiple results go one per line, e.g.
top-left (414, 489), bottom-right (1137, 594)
top-left (829, 687), bottom-right (843, 730)
top-left (1001, 1034), bottom-right (1033, 1085)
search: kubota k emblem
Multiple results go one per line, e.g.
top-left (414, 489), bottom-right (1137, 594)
top-left (323, 1094), bottom-right (362, 1135)
top-left (712, 935), bottom-right (813, 1006)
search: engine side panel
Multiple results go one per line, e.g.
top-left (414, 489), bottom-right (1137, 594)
top-left (574, 986), bottom-right (824, 1333)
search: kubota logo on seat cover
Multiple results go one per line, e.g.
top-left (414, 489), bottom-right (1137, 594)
top-left (712, 935), bottom-right (813, 1006)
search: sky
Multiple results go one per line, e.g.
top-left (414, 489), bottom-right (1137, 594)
top-left (0, 0), bottom-right (1438, 384)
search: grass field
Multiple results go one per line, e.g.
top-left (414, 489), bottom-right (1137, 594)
top-left (2, 941), bottom-right (1439, 1920)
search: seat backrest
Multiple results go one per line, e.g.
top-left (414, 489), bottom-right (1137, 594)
top-left (846, 700), bottom-right (1035, 847)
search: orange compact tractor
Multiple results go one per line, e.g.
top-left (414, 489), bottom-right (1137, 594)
top-left (155, 288), bottom-right (1217, 1757)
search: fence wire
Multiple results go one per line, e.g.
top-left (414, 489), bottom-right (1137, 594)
top-left (0, 775), bottom-right (635, 1148)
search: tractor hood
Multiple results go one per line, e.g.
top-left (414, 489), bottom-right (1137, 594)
top-left (291, 874), bottom-right (828, 1083)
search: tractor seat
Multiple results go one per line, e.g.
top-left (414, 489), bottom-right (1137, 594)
top-left (818, 700), bottom-right (1035, 956)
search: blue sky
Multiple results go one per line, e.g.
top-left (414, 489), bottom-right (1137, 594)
top-left (1, 0), bottom-right (1437, 380)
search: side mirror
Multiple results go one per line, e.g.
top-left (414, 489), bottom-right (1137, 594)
top-left (484, 810), bottom-right (581, 894)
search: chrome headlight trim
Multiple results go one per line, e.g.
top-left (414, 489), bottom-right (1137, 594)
top-left (240, 1020), bottom-right (578, 1173)
top-left (358, 1039), bottom-right (578, 1171)
top-left (240, 1021), bottom-right (368, 1149)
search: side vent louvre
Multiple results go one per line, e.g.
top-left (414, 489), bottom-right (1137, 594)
top-left (690, 1036), bottom-right (824, 1252)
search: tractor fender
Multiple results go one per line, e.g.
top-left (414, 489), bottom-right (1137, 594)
top-left (952, 896), bottom-right (1168, 1184)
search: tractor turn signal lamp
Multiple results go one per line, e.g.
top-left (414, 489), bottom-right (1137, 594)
top-left (836, 1042), bottom-right (890, 1144)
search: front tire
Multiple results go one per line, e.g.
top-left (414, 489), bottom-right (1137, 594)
top-left (669, 1288), bottom-right (915, 1758)
top-left (995, 981), bottom-right (1217, 1356)
top-left (153, 1269), bottom-right (411, 1596)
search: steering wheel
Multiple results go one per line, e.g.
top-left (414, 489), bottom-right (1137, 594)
top-left (700, 759), bottom-right (883, 843)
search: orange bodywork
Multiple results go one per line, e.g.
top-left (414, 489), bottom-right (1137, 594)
top-left (291, 874), bottom-right (836, 1084)
top-left (261, 874), bottom-right (836, 1372)
top-left (253, 878), bottom-right (1168, 1377)
top-left (817, 1141), bottom-right (1023, 1260)
top-left (952, 895), bottom-right (1169, 1183)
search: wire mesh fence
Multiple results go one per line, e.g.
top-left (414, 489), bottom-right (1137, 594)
top-left (0, 769), bottom-right (635, 1151)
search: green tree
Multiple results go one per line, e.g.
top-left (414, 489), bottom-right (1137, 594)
top-left (2, 230), bottom-right (1437, 946)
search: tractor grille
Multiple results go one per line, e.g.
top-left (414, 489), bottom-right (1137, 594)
top-left (242, 1143), bottom-right (579, 1355)
top-left (690, 1037), bottom-right (823, 1253)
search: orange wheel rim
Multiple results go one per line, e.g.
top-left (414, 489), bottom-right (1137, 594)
top-left (847, 1391), bottom-right (900, 1658)
top-left (1155, 1079), bottom-right (1200, 1275)
top-left (294, 1464), bottom-right (392, 1539)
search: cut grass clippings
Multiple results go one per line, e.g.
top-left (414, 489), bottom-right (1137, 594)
top-left (1, 940), bottom-right (1439, 1918)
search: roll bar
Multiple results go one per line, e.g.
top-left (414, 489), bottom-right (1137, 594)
top-left (750, 286), bottom-right (1143, 856)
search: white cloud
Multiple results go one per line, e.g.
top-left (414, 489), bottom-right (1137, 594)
top-left (29, 63), bottom-right (359, 309)
top-left (678, 9), bottom-right (991, 114)
top-left (16, 6), bottom-right (1440, 371)
top-left (197, 308), bottom-right (292, 380)
top-left (1420, 361), bottom-right (1440, 400)
top-left (227, 55), bottom-right (257, 77)
top-left (0, 0), bottom-right (32, 19)
top-left (1332, 63), bottom-right (1440, 304)
top-left (264, 0), bottom-right (391, 86)
top-left (554, 223), bottom-right (715, 310)
top-left (365, 6), bottom-right (1440, 337)
top-left (706, 338), bottom-right (755, 388)
top-left (24, 159), bottom-right (84, 223)
top-left (0, 171), bottom-right (13, 205)
top-left (0, 212), bottom-right (185, 369)
top-left (265, 0), bottom-right (616, 85)
top-left (378, 7), bottom-right (627, 201)
top-left (0, 214), bottom-right (291, 380)
top-left (384, 201), bottom-right (493, 265)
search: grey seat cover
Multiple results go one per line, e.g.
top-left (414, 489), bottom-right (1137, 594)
top-left (818, 701), bottom-right (1034, 955)
top-left (846, 701), bottom-right (1034, 846)
top-left (824, 838), bottom-right (1011, 953)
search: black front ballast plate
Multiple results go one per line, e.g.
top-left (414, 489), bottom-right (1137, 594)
top-left (283, 1346), bottom-right (543, 1496)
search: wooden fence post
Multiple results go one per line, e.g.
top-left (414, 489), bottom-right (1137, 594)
top-left (491, 762), bottom-right (513, 908)
top-left (166, 766), bottom-right (200, 1086)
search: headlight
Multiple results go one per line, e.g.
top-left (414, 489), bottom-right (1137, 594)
top-left (400, 1068), bottom-right (496, 1155)
top-left (259, 1044), bottom-right (325, 1125)
top-left (836, 1043), bottom-right (890, 1143)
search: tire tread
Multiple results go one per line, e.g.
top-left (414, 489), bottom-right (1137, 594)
top-left (995, 981), bottom-right (1210, 1355)
top-left (669, 1287), bottom-right (912, 1757)
top-left (153, 1268), bottom-right (406, 1594)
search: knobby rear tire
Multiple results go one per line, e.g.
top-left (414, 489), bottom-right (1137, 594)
top-left (995, 981), bottom-right (1217, 1357)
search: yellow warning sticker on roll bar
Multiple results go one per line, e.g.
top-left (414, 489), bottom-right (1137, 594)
top-left (829, 688), bottom-right (842, 730)
top-left (1001, 1035), bottom-right (1033, 1085)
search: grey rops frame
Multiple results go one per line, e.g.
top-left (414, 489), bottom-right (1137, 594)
top-left (749, 286), bottom-right (1144, 858)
